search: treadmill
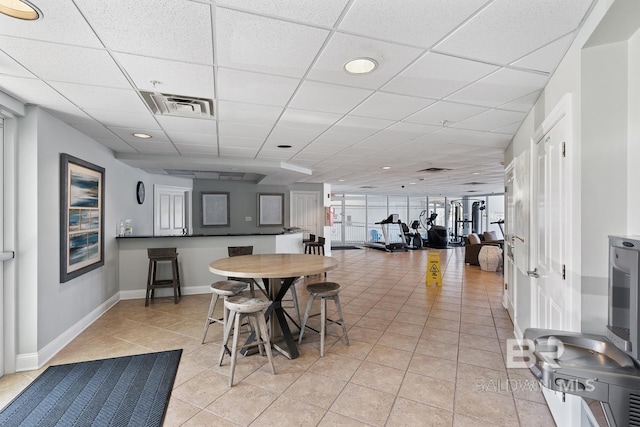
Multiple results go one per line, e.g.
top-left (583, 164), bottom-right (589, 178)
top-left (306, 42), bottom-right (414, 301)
top-left (366, 214), bottom-right (407, 252)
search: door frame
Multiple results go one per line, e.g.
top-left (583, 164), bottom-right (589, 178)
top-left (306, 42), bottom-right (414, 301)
top-left (153, 185), bottom-right (192, 236)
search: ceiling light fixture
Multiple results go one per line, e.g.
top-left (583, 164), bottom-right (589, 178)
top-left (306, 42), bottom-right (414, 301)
top-left (133, 133), bottom-right (152, 139)
top-left (344, 57), bottom-right (377, 75)
top-left (381, 166), bottom-right (391, 170)
top-left (277, 144), bottom-right (292, 148)
top-left (0, 0), bottom-right (42, 20)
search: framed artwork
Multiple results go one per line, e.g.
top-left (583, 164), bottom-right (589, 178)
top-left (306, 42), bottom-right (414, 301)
top-left (201, 192), bottom-right (230, 226)
top-left (258, 193), bottom-right (284, 227)
top-left (60, 154), bottom-right (105, 283)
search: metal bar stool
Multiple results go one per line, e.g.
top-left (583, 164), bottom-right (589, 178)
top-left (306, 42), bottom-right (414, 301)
top-left (298, 281), bottom-right (349, 356)
top-left (201, 280), bottom-right (247, 344)
top-left (145, 248), bottom-right (181, 306)
top-left (219, 296), bottom-right (276, 387)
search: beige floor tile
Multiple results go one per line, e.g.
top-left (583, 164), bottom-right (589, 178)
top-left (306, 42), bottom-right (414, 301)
top-left (364, 344), bottom-right (413, 370)
top-left (455, 384), bottom-right (519, 425)
top-left (164, 397), bottom-right (201, 426)
top-left (376, 330), bottom-right (420, 352)
top-left (514, 398), bottom-right (555, 426)
top-left (386, 396), bottom-right (453, 427)
top-left (205, 382), bottom-right (278, 425)
top-left (318, 411), bottom-right (373, 426)
top-left (350, 361), bottom-right (405, 394)
top-left (458, 347), bottom-right (506, 371)
top-left (252, 395), bottom-right (327, 426)
top-left (308, 353), bottom-right (362, 380)
top-left (458, 333), bottom-right (501, 354)
top-left (408, 353), bottom-right (457, 382)
top-left (171, 369), bottom-right (230, 409)
top-left (399, 371), bottom-right (456, 411)
top-left (283, 371), bottom-right (347, 409)
top-left (330, 383), bottom-right (396, 427)
top-left (181, 409), bottom-right (239, 426)
top-left (415, 339), bottom-right (459, 360)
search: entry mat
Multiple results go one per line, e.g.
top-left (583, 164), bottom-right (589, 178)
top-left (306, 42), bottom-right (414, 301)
top-left (0, 349), bottom-right (182, 427)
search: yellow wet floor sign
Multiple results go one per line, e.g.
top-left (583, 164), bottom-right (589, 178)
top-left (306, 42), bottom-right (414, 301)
top-left (426, 251), bottom-right (442, 287)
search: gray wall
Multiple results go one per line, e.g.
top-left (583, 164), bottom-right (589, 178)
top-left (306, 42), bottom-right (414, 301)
top-left (192, 179), bottom-right (323, 235)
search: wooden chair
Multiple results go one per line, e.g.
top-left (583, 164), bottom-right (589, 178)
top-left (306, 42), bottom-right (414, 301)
top-left (145, 248), bottom-right (181, 306)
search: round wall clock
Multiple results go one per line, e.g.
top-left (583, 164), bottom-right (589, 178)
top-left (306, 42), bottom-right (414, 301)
top-left (136, 181), bottom-right (145, 204)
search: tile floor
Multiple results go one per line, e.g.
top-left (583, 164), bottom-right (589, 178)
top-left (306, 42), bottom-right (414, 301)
top-left (0, 247), bottom-right (557, 426)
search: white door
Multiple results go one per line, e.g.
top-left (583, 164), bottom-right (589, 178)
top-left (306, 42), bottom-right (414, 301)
top-left (290, 191), bottom-right (319, 240)
top-left (504, 162), bottom-right (516, 321)
top-left (0, 117), bottom-right (4, 375)
top-left (532, 117), bottom-right (567, 331)
top-left (154, 185), bottom-right (191, 236)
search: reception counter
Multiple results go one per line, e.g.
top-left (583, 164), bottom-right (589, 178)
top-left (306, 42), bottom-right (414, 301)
top-left (117, 232), bottom-right (304, 300)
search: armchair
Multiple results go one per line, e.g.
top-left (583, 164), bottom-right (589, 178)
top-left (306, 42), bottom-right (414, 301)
top-left (464, 233), bottom-right (502, 266)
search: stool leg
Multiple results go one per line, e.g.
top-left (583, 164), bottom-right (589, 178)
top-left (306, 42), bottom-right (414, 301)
top-left (145, 260), bottom-right (154, 306)
top-left (298, 296), bottom-right (314, 344)
top-left (256, 314), bottom-right (276, 375)
top-left (320, 297), bottom-right (327, 356)
top-left (201, 293), bottom-right (220, 344)
top-left (172, 258), bottom-right (179, 304)
top-left (333, 295), bottom-right (349, 346)
top-left (228, 311), bottom-right (243, 387)
top-left (218, 310), bottom-right (235, 367)
top-left (290, 284), bottom-right (301, 326)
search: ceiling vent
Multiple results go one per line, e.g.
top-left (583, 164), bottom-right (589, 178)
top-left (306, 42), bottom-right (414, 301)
top-left (359, 185), bottom-right (376, 189)
top-left (140, 91), bottom-right (214, 119)
top-left (464, 182), bottom-right (486, 186)
top-left (417, 167), bottom-right (451, 173)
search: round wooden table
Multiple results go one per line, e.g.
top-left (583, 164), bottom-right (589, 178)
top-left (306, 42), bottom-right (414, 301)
top-left (209, 253), bottom-right (338, 359)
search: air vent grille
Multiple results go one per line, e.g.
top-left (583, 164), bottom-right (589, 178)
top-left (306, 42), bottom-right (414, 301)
top-left (140, 91), bottom-right (214, 119)
top-left (630, 393), bottom-right (640, 426)
top-left (359, 186), bottom-right (376, 189)
top-left (463, 182), bottom-right (487, 186)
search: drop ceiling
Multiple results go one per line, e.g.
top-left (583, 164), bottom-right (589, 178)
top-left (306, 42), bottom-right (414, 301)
top-left (0, 0), bottom-right (596, 195)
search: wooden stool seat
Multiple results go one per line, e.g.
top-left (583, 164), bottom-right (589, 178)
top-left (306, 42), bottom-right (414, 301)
top-left (145, 248), bottom-right (181, 306)
top-left (299, 281), bottom-right (348, 356)
top-left (219, 296), bottom-right (275, 386)
top-left (201, 280), bottom-right (247, 344)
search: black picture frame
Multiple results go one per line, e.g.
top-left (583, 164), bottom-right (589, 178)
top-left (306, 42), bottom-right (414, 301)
top-left (258, 193), bottom-right (284, 227)
top-left (201, 192), bottom-right (230, 227)
top-left (60, 153), bottom-right (105, 283)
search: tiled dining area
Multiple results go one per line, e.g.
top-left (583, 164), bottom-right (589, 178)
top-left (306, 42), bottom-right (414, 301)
top-left (0, 247), bottom-right (555, 426)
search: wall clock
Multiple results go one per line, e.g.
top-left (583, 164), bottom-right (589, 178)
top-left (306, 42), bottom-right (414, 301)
top-left (136, 181), bottom-right (145, 204)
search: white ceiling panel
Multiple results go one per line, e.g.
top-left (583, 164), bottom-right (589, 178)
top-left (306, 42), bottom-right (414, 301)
top-left (0, 1), bottom-right (595, 195)
top-left (113, 53), bottom-right (215, 98)
top-left (48, 82), bottom-right (149, 113)
top-left (512, 33), bottom-right (575, 73)
top-left (216, 68), bottom-right (300, 106)
top-left (0, 37), bottom-right (130, 88)
top-left (403, 101), bottom-right (489, 126)
top-left (445, 68), bottom-right (549, 108)
top-left (382, 52), bottom-right (500, 99)
top-left (451, 109), bottom-right (526, 132)
top-left (308, 32), bottom-right (423, 89)
top-left (340, 0), bottom-right (489, 48)
top-left (216, 0), bottom-right (349, 27)
top-left (351, 92), bottom-right (436, 121)
top-left (289, 81), bottom-right (372, 114)
top-left (0, 2), bottom-right (103, 48)
top-left (215, 8), bottom-right (329, 77)
top-left (168, 132), bottom-right (218, 147)
top-left (435, 0), bottom-right (593, 64)
top-left (217, 101), bottom-right (283, 126)
top-left (74, 0), bottom-right (214, 64)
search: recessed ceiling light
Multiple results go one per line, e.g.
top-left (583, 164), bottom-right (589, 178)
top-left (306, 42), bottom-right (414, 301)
top-left (409, 182), bottom-right (416, 185)
top-left (381, 166), bottom-right (391, 170)
top-left (0, 0), bottom-right (41, 20)
top-left (277, 144), bottom-right (292, 148)
top-left (471, 172), bottom-right (481, 175)
top-left (133, 133), bottom-right (152, 139)
top-left (344, 57), bottom-right (378, 75)
top-left (338, 179), bottom-right (344, 182)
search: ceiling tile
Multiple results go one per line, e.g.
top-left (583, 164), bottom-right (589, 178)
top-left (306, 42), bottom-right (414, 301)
top-left (0, 75), bottom-right (77, 109)
top-left (0, 2), bottom-right (103, 48)
top-left (48, 82), bottom-right (149, 113)
top-left (0, 37), bottom-right (131, 88)
top-left (351, 92), bottom-right (436, 121)
top-left (94, 137), bottom-right (136, 153)
top-left (496, 90), bottom-right (541, 112)
top-left (382, 52), bottom-right (499, 99)
top-left (216, 68), bottom-right (300, 106)
top-left (218, 122), bottom-right (271, 139)
top-left (265, 126), bottom-right (325, 147)
top-left (445, 68), bottom-right (549, 108)
top-left (288, 81), bottom-right (372, 114)
top-left (108, 127), bottom-right (171, 143)
top-left (218, 135), bottom-right (263, 149)
top-left (156, 115), bottom-right (216, 134)
top-left (219, 146), bottom-right (259, 157)
top-left (403, 101), bottom-right (489, 126)
top-left (511, 33), bottom-right (575, 73)
top-left (216, 0), bottom-right (349, 27)
top-left (127, 141), bottom-right (178, 154)
top-left (217, 100), bottom-right (284, 126)
top-left (169, 132), bottom-right (218, 146)
top-left (277, 108), bottom-right (342, 130)
top-left (215, 8), bottom-right (329, 77)
top-left (176, 144), bottom-right (219, 155)
top-left (434, 0), bottom-right (593, 64)
top-left (0, 48), bottom-right (35, 78)
top-left (451, 109), bottom-right (526, 132)
top-left (74, 0), bottom-right (214, 64)
top-left (114, 53), bottom-right (215, 98)
top-left (339, 0), bottom-right (489, 48)
top-left (308, 33), bottom-right (423, 89)
top-left (83, 108), bottom-right (160, 130)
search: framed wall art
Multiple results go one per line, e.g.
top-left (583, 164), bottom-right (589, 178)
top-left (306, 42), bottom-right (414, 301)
top-left (258, 193), bottom-right (284, 227)
top-left (201, 192), bottom-right (230, 226)
top-left (60, 153), bottom-right (105, 282)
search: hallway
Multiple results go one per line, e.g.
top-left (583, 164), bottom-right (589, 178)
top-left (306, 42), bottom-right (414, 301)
top-left (0, 247), bottom-right (554, 426)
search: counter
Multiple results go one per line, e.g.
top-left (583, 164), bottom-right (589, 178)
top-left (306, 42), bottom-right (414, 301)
top-left (117, 232), bottom-right (304, 300)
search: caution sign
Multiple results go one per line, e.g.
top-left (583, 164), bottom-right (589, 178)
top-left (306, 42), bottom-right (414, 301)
top-left (426, 252), bottom-right (442, 287)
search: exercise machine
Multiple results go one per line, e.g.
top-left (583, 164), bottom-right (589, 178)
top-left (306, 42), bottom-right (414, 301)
top-left (490, 219), bottom-right (505, 239)
top-left (366, 214), bottom-right (407, 252)
top-left (417, 210), bottom-right (448, 248)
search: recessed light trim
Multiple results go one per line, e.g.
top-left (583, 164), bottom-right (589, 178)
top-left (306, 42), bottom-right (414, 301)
top-left (0, 0), bottom-right (42, 20)
top-left (344, 57), bottom-right (378, 75)
top-left (133, 133), bottom-right (152, 139)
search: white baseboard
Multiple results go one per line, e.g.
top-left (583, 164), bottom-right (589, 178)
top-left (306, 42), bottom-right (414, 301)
top-left (15, 293), bottom-right (120, 372)
top-left (119, 285), bottom-right (210, 300)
